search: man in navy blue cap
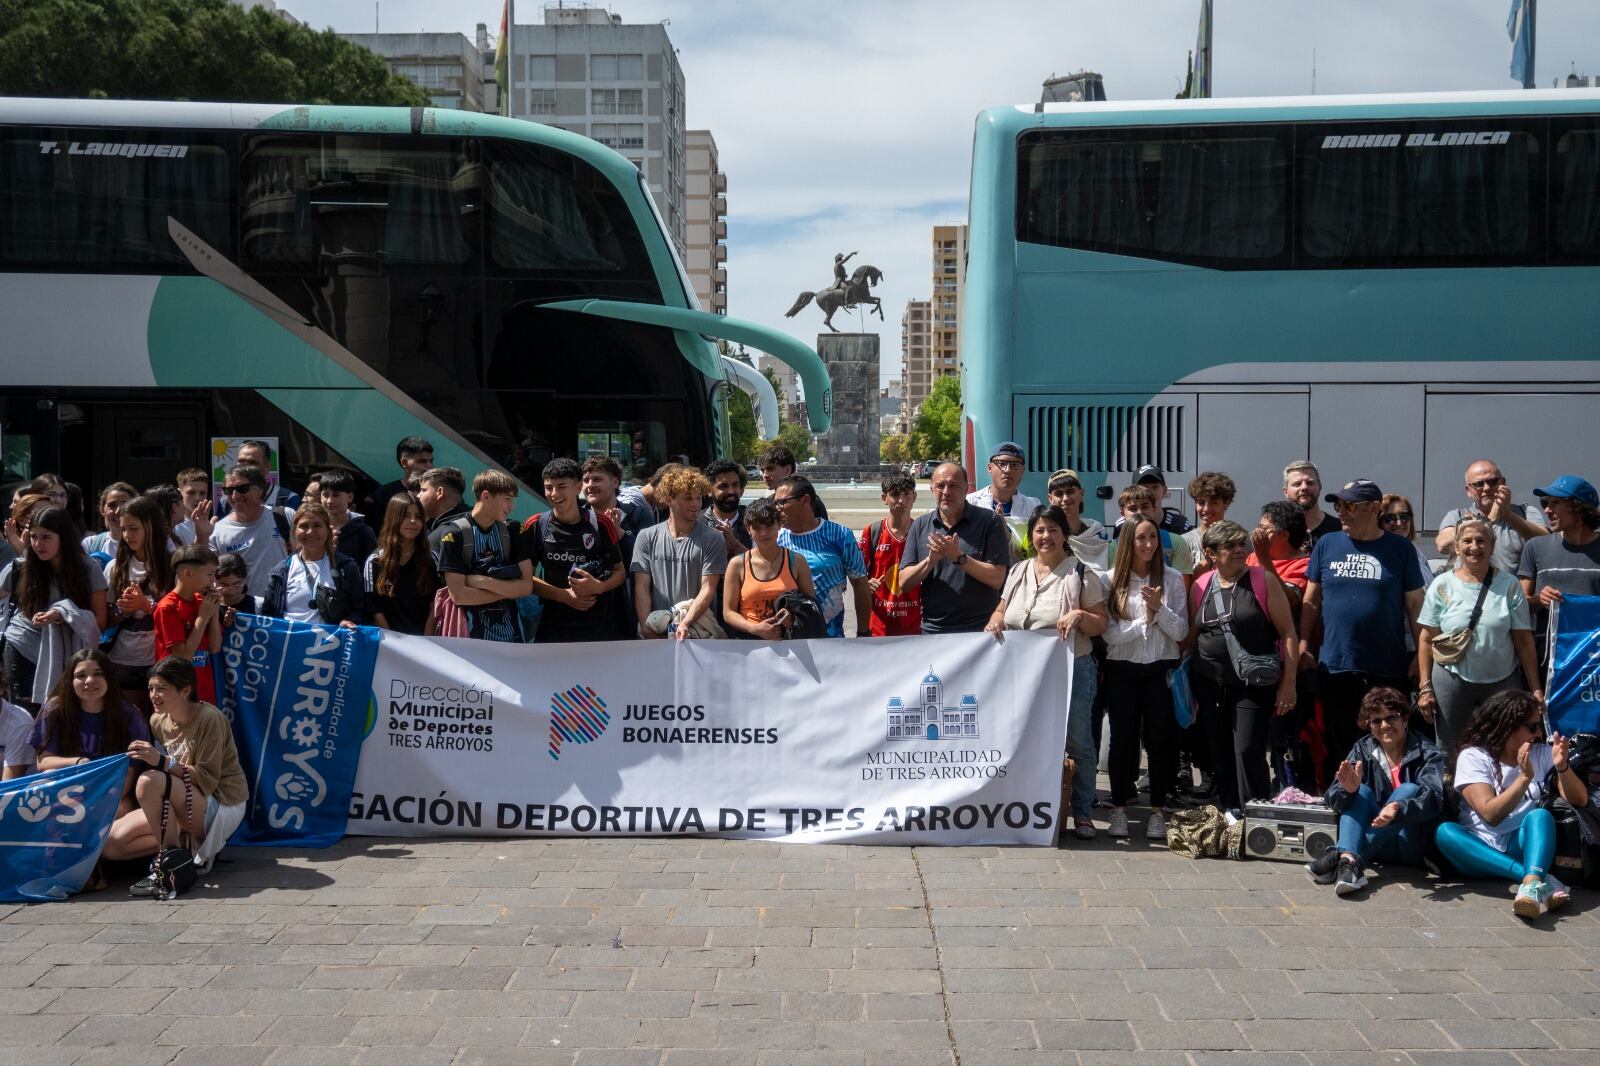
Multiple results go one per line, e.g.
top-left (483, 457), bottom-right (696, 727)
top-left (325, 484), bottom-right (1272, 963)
top-left (1302, 478), bottom-right (1429, 777)
top-left (1518, 475), bottom-right (1600, 657)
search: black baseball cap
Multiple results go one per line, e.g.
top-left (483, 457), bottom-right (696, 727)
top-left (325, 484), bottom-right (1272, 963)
top-left (1325, 479), bottom-right (1383, 504)
top-left (1135, 465), bottom-right (1165, 486)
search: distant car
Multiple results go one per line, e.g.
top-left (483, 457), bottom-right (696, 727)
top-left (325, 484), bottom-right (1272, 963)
top-left (803, 457), bottom-right (819, 465)
top-left (745, 465), bottom-right (761, 482)
top-left (915, 459), bottom-right (938, 478)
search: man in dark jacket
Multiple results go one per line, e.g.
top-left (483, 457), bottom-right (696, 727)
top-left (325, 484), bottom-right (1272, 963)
top-left (1306, 687), bottom-right (1446, 895)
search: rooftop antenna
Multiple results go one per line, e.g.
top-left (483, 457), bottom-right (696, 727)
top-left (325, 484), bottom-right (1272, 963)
top-left (1311, 48), bottom-right (1317, 95)
top-left (375, 2), bottom-right (379, 33)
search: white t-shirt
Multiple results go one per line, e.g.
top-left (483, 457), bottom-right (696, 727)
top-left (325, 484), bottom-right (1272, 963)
top-left (210, 509), bottom-right (289, 598)
top-left (103, 557), bottom-right (157, 667)
top-left (284, 554), bottom-right (334, 624)
top-left (1453, 743), bottom-right (1555, 851)
top-left (1, 698), bottom-right (37, 769)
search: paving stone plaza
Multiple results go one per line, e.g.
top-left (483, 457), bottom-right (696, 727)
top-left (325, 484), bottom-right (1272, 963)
top-left (3, 826), bottom-right (1598, 1065)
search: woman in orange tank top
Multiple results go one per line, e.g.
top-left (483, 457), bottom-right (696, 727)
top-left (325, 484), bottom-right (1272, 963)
top-left (722, 499), bottom-right (816, 640)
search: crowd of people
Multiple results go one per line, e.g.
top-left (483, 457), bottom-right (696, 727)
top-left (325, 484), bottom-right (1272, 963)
top-left (2, 434), bottom-right (1598, 919)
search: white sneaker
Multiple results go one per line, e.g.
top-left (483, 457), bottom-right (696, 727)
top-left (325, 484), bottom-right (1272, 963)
top-left (1145, 811), bottom-right (1168, 841)
top-left (1107, 808), bottom-right (1130, 839)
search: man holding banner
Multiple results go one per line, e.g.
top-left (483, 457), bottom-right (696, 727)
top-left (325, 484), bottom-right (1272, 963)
top-left (1518, 476), bottom-right (1600, 658)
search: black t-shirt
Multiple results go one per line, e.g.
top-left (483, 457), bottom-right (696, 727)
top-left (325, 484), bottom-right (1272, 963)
top-left (1309, 511), bottom-right (1342, 544)
top-left (334, 516), bottom-right (378, 569)
top-left (526, 510), bottom-right (624, 640)
top-left (1194, 575), bottom-right (1278, 685)
top-left (437, 516), bottom-right (527, 643)
top-left (368, 551), bottom-right (436, 635)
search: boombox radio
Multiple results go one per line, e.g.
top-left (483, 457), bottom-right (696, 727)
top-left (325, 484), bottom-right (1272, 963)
top-left (1243, 802), bottom-right (1338, 863)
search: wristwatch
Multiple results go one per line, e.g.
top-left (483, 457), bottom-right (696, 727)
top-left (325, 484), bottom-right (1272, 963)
top-left (955, 553), bottom-right (969, 566)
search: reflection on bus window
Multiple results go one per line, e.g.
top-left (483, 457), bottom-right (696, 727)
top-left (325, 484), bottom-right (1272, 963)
top-left (0, 131), bottom-right (232, 268)
top-left (240, 135), bottom-right (479, 270)
top-left (488, 148), bottom-right (631, 272)
top-left (1553, 124), bottom-right (1600, 257)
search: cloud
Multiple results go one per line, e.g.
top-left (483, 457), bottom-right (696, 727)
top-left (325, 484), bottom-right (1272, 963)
top-left (302, 0), bottom-right (1600, 393)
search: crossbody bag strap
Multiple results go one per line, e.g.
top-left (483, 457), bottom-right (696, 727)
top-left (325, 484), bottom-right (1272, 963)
top-left (1464, 567), bottom-right (1495, 633)
top-left (1207, 572), bottom-right (1253, 665)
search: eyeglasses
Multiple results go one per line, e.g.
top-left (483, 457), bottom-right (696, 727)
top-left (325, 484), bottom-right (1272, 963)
top-left (773, 496), bottom-right (801, 507)
top-left (1379, 513), bottom-right (1412, 526)
top-left (1368, 713), bottom-right (1405, 728)
top-left (223, 484), bottom-right (254, 496)
top-left (990, 460), bottom-right (1023, 471)
top-left (1468, 477), bottom-right (1504, 491)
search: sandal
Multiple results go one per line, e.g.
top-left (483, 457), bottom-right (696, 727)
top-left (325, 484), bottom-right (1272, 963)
top-left (83, 863), bottom-right (109, 894)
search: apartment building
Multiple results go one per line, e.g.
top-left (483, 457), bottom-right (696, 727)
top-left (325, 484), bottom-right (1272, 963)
top-left (899, 299), bottom-right (932, 432)
top-left (684, 130), bottom-right (728, 314)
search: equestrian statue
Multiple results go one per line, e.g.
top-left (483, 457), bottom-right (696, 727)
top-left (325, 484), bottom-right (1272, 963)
top-left (784, 251), bottom-right (884, 332)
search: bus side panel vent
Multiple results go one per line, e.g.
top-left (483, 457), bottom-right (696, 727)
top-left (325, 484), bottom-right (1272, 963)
top-left (1025, 403), bottom-right (1185, 475)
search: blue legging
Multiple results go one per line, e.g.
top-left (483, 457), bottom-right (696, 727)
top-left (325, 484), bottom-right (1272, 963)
top-left (1335, 783), bottom-right (1429, 866)
top-left (1435, 809), bottom-right (1556, 883)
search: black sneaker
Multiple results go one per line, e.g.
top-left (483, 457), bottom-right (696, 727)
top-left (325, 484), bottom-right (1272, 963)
top-left (128, 875), bottom-right (158, 898)
top-left (1334, 857), bottom-right (1368, 896)
top-left (1305, 850), bottom-right (1340, 885)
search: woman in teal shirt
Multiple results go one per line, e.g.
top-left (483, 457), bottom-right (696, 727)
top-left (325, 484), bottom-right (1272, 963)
top-left (1417, 518), bottom-right (1541, 752)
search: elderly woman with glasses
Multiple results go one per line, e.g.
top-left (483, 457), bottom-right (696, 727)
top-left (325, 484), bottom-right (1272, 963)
top-left (1436, 691), bottom-right (1589, 919)
top-left (1416, 518), bottom-right (1541, 753)
top-left (1307, 687), bottom-right (1445, 896)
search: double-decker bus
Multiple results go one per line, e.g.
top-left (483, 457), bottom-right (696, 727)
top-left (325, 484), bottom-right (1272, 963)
top-left (0, 99), bottom-right (828, 504)
top-left (963, 90), bottom-right (1600, 527)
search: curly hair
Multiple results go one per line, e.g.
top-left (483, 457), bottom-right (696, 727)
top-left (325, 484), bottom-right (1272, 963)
top-left (1357, 686), bottom-right (1411, 730)
top-left (656, 467), bottom-right (710, 500)
top-left (1188, 472), bottom-right (1237, 504)
top-left (1457, 690), bottom-right (1544, 763)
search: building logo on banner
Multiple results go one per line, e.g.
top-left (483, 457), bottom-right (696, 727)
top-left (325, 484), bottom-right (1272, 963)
top-left (548, 684), bottom-right (611, 760)
top-left (887, 669), bottom-right (980, 741)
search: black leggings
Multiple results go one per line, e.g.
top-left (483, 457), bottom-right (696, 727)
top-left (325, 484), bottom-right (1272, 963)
top-left (1193, 672), bottom-right (1275, 811)
top-left (2, 643), bottom-right (39, 712)
top-left (1104, 659), bottom-right (1181, 808)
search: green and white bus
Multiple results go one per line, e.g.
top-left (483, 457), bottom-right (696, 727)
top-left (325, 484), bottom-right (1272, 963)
top-left (0, 99), bottom-right (828, 503)
top-left (962, 89), bottom-right (1600, 526)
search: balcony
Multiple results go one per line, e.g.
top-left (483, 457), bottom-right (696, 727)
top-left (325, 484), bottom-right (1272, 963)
top-left (713, 219), bottom-right (726, 239)
top-left (714, 173), bottom-right (727, 192)
top-left (713, 195), bottom-right (727, 215)
top-left (714, 243), bottom-right (727, 262)
top-left (712, 267), bottom-right (727, 284)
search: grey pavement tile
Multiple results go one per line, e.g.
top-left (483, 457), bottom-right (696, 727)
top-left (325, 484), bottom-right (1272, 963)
top-left (1531, 1018), bottom-right (1600, 1048)
top-left (254, 1016), bottom-right (359, 1046)
top-left (57, 1015), bottom-right (175, 1046)
top-left (155, 1015), bottom-right (276, 1046)
top-left (1239, 1019), bottom-right (1368, 1052)
top-left (167, 1049), bottom-right (272, 1066)
top-left (431, 1017), bottom-right (530, 1048)
top-left (1130, 1019), bottom-right (1247, 1050)
top-left (1032, 1020), bottom-right (1137, 1052)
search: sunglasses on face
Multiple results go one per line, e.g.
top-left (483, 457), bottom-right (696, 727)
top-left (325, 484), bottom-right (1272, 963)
top-left (1468, 478), bottom-right (1504, 491)
top-left (1369, 713), bottom-right (1405, 728)
top-left (223, 484), bottom-right (254, 496)
top-left (1379, 513), bottom-right (1412, 526)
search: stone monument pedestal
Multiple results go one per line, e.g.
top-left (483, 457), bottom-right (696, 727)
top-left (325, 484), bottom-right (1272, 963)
top-left (812, 333), bottom-right (879, 476)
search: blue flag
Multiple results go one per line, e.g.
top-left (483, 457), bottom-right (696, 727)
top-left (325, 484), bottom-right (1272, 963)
top-left (1, 755), bottom-right (128, 903)
top-left (1546, 594), bottom-right (1600, 737)
top-left (1507, 0), bottom-right (1536, 89)
top-left (216, 615), bottom-right (381, 848)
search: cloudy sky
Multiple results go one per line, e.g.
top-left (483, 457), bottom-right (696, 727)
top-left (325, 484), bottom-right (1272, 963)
top-left (303, 1), bottom-right (1599, 386)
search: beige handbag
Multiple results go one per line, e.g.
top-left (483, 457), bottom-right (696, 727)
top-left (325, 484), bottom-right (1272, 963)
top-left (1429, 569), bottom-right (1493, 666)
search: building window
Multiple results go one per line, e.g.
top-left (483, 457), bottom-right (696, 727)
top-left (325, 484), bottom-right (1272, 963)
top-left (591, 89), bottom-right (616, 115)
top-left (619, 54), bottom-right (644, 79)
top-left (617, 88), bottom-right (643, 114)
top-left (529, 55), bottom-right (555, 82)
top-left (591, 124), bottom-right (618, 148)
top-left (591, 54), bottom-right (616, 80)
top-left (617, 124), bottom-right (644, 150)
top-left (529, 89), bottom-right (557, 115)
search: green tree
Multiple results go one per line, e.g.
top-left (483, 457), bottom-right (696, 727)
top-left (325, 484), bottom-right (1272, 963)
top-left (911, 375), bottom-right (962, 460)
top-left (721, 344), bottom-right (760, 463)
top-left (769, 423), bottom-right (813, 464)
top-left (0, 0), bottom-right (428, 105)
top-left (879, 434), bottom-right (908, 465)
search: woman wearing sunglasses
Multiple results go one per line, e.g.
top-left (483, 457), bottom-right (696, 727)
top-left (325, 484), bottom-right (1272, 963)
top-left (1436, 691), bottom-right (1589, 919)
top-left (1416, 519), bottom-right (1541, 753)
top-left (1379, 493), bottom-right (1436, 589)
top-left (1307, 687), bottom-right (1445, 896)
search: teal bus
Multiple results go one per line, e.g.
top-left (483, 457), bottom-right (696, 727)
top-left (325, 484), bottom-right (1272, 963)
top-left (963, 90), bottom-right (1600, 527)
top-left (0, 99), bottom-right (828, 504)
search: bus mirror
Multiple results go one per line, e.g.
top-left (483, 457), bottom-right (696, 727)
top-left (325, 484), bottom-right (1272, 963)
top-left (1095, 485), bottom-right (1115, 500)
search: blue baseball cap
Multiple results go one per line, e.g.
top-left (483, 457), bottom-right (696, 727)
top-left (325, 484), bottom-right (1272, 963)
top-left (1532, 475), bottom-right (1600, 507)
top-left (1325, 479), bottom-right (1382, 504)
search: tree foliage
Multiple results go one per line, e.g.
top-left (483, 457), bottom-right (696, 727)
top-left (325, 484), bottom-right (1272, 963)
top-left (909, 375), bottom-right (962, 460)
top-left (0, 0), bottom-right (428, 106)
top-left (769, 423), bottom-right (813, 464)
top-left (879, 434), bottom-right (908, 465)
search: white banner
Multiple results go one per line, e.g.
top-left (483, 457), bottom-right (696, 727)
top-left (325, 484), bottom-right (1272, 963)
top-left (347, 631), bottom-right (1072, 845)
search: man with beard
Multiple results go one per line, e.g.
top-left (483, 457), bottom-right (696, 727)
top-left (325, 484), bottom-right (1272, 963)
top-left (1284, 460), bottom-right (1342, 545)
top-left (703, 459), bottom-right (752, 556)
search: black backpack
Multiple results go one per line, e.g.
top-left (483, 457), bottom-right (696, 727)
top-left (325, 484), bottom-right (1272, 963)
top-left (773, 589), bottom-right (828, 640)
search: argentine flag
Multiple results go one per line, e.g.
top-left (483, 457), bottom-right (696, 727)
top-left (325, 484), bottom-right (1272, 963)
top-left (1507, 0), bottom-right (1535, 89)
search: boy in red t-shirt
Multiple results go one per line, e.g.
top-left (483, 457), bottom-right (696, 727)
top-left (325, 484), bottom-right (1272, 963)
top-left (858, 472), bottom-right (921, 636)
top-left (154, 545), bottom-right (223, 704)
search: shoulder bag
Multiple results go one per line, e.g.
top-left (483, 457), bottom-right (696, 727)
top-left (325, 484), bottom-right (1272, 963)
top-left (1429, 568), bottom-right (1494, 666)
top-left (1206, 572), bottom-right (1281, 687)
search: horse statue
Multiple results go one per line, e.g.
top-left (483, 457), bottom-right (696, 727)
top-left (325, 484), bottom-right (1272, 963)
top-left (784, 255), bottom-right (885, 333)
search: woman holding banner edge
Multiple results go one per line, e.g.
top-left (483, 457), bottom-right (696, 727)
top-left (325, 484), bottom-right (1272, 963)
top-left (102, 656), bottom-right (247, 893)
top-left (987, 506), bottom-right (1107, 841)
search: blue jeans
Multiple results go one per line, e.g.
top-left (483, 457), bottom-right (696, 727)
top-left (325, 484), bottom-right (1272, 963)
top-left (1066, 654), bottom-right (1099, 821)
top-left (1435, 809), bottom-right (1557, 883)
top-left (1335, 783), bottom-right (1429, 866)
